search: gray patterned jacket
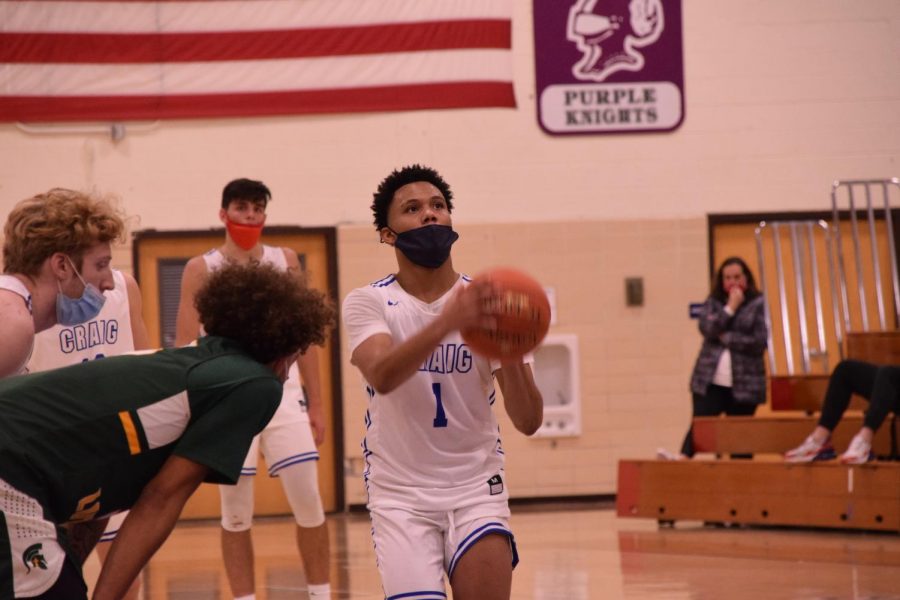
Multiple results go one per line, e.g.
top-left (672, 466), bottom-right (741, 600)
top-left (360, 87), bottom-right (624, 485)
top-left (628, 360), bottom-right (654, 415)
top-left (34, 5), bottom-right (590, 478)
top-left (689, 294), bottom-right (768, 404)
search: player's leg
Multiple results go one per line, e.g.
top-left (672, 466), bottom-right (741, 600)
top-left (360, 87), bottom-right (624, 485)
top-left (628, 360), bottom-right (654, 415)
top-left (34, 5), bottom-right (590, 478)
top-left (369, 505), bottom-right (447, 600)
top-left (448, 534), bottom-right (512, 600)
top-left (33, 557), bottom-right (88, 600)
top-left (446, 499), bottom-right (516, 600)
top-left (94, 512), bottom-right (141, 599)
top-left (264, 419), bottom-right (331, 599)
top-left (277, 461), bottom-right (330, 598)
top-left (220, 437), bottom-right (260, 599)
top-left (1, 478), bottom-right (74, 599)
top-left (295, 522), bottom-right (330, 599)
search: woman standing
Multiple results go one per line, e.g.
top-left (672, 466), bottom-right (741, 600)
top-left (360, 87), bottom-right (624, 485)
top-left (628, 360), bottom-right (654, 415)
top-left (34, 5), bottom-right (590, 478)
top-left (663, 257), bottom-right (768, 459)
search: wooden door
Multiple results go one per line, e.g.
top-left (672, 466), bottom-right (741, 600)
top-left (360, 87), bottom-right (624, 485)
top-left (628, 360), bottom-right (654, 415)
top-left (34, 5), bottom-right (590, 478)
top-left (132, 227), bottom-right (342, 516)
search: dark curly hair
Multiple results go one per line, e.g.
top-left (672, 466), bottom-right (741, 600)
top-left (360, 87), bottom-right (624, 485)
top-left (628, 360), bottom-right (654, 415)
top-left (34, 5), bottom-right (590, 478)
top-left (195, 263), bottom-right (335, 364)
top-left (371, 164), bottom-right (454, 230)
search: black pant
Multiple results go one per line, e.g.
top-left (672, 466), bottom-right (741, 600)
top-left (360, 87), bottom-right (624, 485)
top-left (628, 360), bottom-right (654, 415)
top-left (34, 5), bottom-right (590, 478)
top-left (680, 384), bottom-right (757, 457)
top-left (819, 360), bottom-right (900, 433)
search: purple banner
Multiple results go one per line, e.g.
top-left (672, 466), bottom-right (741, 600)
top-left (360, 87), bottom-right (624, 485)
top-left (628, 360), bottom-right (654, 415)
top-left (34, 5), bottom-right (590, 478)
top-left (533, 0), bottom-right (685, 136)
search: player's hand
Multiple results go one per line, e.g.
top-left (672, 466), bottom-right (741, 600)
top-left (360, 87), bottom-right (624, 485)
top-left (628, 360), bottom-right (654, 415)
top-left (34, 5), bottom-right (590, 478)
top-left (307, 402), bottom-right (326, 446)
top-left (440, 279), bottom-right (497, 333)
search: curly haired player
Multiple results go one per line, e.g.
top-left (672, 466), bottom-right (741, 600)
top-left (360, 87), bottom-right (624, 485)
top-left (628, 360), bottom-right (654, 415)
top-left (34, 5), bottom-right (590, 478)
top-left (343, 164), bottom-right (543, 600)
top-left (0, 263), bottom-right (335, 600)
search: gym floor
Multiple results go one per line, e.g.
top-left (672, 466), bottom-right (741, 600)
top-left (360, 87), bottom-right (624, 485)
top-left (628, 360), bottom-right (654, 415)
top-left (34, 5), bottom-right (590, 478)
top-left (85, 501), bottom-right (900, 599)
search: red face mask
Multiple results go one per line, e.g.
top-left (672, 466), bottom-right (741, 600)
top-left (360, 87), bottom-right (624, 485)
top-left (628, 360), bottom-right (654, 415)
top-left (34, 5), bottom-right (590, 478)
top-left (226, 218), bottom-right (263, 251)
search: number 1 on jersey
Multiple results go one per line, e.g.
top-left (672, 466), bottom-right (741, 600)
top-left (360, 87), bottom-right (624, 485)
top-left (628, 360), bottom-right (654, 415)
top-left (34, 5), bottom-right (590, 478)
top-left (431, 382), bottom-right (448, 428)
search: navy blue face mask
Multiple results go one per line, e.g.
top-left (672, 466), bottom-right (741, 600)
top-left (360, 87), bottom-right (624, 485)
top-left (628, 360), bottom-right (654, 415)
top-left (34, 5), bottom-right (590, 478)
top-left (389, 224), bottom-right (459, 269)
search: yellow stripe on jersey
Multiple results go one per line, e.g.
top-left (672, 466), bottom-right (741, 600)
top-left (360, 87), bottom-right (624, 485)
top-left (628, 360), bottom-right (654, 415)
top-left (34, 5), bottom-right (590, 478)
top-left (118, 410), bottom-right (141, 455)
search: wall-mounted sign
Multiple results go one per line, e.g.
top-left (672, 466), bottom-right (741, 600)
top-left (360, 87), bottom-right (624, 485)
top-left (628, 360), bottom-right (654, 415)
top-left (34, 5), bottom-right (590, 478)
top-left (533, 0), bottom-right (685, 136)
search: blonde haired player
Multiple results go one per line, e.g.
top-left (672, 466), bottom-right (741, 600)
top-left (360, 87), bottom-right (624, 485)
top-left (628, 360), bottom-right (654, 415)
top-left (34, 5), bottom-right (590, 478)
top-left (28, 267), bottom-right (151, 599)
top-left (343, 165), bottom-right (543, 600)
top-left (176, 178), bottom-right (331, 600)
top-left (0, 188), bottom-right (125, 378)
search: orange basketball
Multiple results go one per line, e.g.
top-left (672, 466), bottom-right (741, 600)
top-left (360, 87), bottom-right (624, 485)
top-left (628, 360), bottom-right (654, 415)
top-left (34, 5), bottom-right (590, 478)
top-left (461, 267), bottom-right (551, 360)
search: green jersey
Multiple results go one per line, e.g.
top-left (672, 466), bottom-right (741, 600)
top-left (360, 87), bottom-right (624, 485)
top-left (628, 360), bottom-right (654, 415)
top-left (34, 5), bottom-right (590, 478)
top-left (0, 336), bottom-right (282, 525)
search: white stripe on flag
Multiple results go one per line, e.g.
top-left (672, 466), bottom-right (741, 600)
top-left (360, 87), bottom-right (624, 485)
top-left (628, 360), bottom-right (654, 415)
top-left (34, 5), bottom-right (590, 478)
top-left (1, 0), bottom-right (513, 33)
top-left (1, 48), bottom-right (511, 97)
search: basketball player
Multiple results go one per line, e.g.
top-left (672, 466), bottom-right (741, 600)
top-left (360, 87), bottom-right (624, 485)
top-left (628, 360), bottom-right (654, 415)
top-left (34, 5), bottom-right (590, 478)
top-left (342, 165), bottom-right (544, 600)
top-left (0, 263), bottom-right (335, 600)
top-left (0, 188), bottom-right (125, 378)
top-left (27, 267), bottom-right (151, 600)
top-left (175, 178), bottom-right (331, 600)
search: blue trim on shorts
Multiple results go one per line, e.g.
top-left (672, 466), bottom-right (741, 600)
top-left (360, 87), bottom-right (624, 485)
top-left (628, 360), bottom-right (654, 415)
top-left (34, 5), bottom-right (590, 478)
top-left (98, 530), bottom-right (118, 543)
top-left (385, 591), bottom-right (447, 600)
top-left (447, 523), bottom-right (518, 579)
top-left (240, 467), bottom-right (257, 476)
top-left (267, 451), bottom-right (319, 476)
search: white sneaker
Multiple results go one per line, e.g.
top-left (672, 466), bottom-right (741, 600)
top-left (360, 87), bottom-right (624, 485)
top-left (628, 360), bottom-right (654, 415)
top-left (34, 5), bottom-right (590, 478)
top-left (784, 435), bottom-right (835, 463)
top-left (656, 448), bottom-right (685, 461)
top-left (840, 433), bottom-right (873, 464)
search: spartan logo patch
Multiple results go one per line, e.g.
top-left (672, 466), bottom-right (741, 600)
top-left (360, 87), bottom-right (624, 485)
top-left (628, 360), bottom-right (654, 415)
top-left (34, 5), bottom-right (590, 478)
top-left (23, 543), bottom-right (48, 574)
top-left (487, 474), bottom-right (504, 496)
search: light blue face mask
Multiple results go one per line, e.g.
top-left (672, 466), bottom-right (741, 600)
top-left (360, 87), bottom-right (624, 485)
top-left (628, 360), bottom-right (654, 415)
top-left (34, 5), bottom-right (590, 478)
top-left (56, 257), bottom-right (106, 326)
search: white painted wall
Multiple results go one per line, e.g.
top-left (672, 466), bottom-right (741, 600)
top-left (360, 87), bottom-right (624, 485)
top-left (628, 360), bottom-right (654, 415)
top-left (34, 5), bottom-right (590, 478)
top-left (1, 0), bottom-right (898, 225)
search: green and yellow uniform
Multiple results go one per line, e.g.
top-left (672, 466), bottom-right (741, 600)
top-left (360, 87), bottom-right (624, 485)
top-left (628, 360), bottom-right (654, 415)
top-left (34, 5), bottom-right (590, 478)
top-left (0, 336), bottom-right (282, 598)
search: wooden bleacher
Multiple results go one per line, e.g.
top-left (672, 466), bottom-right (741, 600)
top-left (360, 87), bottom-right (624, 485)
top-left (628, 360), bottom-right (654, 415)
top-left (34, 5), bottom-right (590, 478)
top-left (769, 330), bottom-right (900, 411)
top-left (691, 415), bottom-right (899, 456)
top-left (846, 330), bottom-right (900, 366)
top-left (617, 330), bottom-right (900, 532)
top-left (617, 460), bottom-right (900, 532)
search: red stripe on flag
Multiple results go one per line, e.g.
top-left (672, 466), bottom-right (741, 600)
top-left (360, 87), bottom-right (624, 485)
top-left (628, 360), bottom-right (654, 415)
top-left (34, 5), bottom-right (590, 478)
top-left (0, 82), bottom-right (516, 122)
top-left (0, 20), bottom-right (511, 63)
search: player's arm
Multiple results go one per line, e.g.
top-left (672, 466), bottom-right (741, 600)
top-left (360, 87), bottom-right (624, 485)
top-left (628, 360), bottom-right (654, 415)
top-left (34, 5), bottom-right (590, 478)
top-left (282, 248), bottom-right (328, 444)
top-left (0, 291), bottom-right (35, 378)
top-left (495, 361), bottom-right (544, 436)
top-left (123, 272), bottom-right (152, 351)
top-left (92, 455), bottom-right (208, 600)
top-left (174, 257), bottom-right (207, 346)
top-left (298, 348), bottom-right (326, 445)
top-left (349, 279), bottom-right (496, 394)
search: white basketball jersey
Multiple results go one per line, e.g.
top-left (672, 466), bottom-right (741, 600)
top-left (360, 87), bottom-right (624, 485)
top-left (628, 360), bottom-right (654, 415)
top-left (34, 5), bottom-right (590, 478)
top-left (343, 274), bottom-right (505, 508)
top-left (202, 246), bottom-right (307, 417)
top-left (0, 275), bottom-right (34, 375)
top-left (28, 270), bottom-right (135, 372)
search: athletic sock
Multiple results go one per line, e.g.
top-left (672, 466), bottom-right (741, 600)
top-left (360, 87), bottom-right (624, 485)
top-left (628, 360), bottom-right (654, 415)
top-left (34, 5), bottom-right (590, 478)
top-left (308, 582), bottom-right (331, 599)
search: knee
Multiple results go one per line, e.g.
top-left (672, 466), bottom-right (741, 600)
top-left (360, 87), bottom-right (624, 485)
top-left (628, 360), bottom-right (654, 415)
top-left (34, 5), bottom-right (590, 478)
top-left (833, 360), bottom-right (855, 381)
top-left (280, 463), bottom-right (325, 528)
top-left (219, 481), bottom-right (254, 531)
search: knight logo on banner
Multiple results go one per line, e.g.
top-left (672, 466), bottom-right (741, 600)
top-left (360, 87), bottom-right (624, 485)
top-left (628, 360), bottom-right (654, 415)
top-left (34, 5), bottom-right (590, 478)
top-left (534, 0), bottom-right (684, 135)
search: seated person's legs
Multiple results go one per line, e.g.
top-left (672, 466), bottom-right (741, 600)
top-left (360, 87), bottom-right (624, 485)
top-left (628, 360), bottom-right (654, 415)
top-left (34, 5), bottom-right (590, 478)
top-left (785, 360), bottom-right (879, 462)
top-left (841, 365), bottom-right (900, 464)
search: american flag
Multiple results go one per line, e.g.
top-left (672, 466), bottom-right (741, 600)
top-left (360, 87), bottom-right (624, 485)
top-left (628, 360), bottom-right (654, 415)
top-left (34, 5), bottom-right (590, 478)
top-left (0, 0), bottom-right (515, 122)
